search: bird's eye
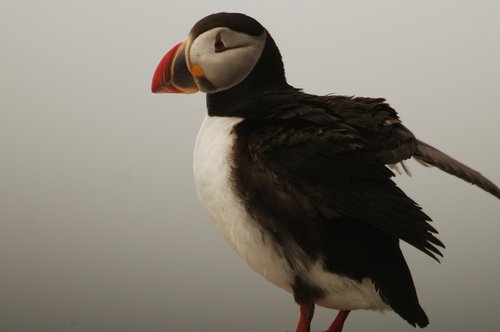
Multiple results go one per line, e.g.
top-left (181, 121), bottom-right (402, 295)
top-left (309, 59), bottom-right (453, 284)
top-left (214, 34), bottom-right (226, 53)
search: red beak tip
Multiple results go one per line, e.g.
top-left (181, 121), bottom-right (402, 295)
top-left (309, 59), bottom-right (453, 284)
top-left (151, 42), bottom-right (184, 94)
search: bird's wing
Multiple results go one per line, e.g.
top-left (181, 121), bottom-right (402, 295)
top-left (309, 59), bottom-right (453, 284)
top-left (232, 107), bottom-right (444, 260)
top-left (321, 95), bottom-right (417, 165)
top-left (413, 139), bottom-right (500, 199)
top-left (324, 95), bottom-right (500, 199)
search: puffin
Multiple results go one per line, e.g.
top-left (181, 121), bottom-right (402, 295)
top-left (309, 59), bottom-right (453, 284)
top-left (151, 12), bottom-right (500, 332)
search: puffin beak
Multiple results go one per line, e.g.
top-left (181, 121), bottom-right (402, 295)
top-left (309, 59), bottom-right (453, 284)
top-left (151, 38), bottom-right (198, 94)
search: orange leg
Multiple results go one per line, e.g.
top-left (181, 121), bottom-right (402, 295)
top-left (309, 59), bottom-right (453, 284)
top-left (324, 310), bottom-right (350, 332)
top-left (296, 303), bottom-right (315, 332)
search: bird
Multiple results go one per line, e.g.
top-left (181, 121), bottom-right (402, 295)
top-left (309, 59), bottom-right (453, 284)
top-left (151, 12), bottom-right (500, 332)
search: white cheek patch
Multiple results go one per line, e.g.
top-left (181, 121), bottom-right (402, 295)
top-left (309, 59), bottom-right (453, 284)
top-left (189, 28), bottom-right (267, 93)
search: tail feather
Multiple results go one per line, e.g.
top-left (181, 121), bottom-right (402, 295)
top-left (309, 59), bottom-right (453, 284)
top-left (373, 245), bottom-right (430, 329)
top-left (414, 139), bottom-right (500, 199)
top-left (412, 304), bottom-right (430, 328)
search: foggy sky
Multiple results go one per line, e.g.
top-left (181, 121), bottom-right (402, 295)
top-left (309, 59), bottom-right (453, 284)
top-left (1, 1), bottom-right (499, 331)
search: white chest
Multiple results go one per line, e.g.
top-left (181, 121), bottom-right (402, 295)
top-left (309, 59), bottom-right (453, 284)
top-left (193, 115), bottom-right (293, 291)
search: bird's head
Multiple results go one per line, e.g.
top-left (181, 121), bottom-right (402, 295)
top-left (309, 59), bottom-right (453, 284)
top-left (151, 12), bottom-right (287, 96)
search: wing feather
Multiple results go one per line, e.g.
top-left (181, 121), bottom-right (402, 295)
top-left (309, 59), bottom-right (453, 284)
top-left (414, 139), bottom-right (500, 199)
top-left (235, 111), bottom-right (444, 260)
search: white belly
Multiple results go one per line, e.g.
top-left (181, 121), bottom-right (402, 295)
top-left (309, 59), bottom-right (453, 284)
top-left (192, 115), bottom-right (389, 311)
top-left (193, 115), bottom-right (294, 292)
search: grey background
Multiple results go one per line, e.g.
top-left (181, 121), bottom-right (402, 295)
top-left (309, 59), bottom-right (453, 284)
top-left (1, 0), bottom-right (499, 331)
